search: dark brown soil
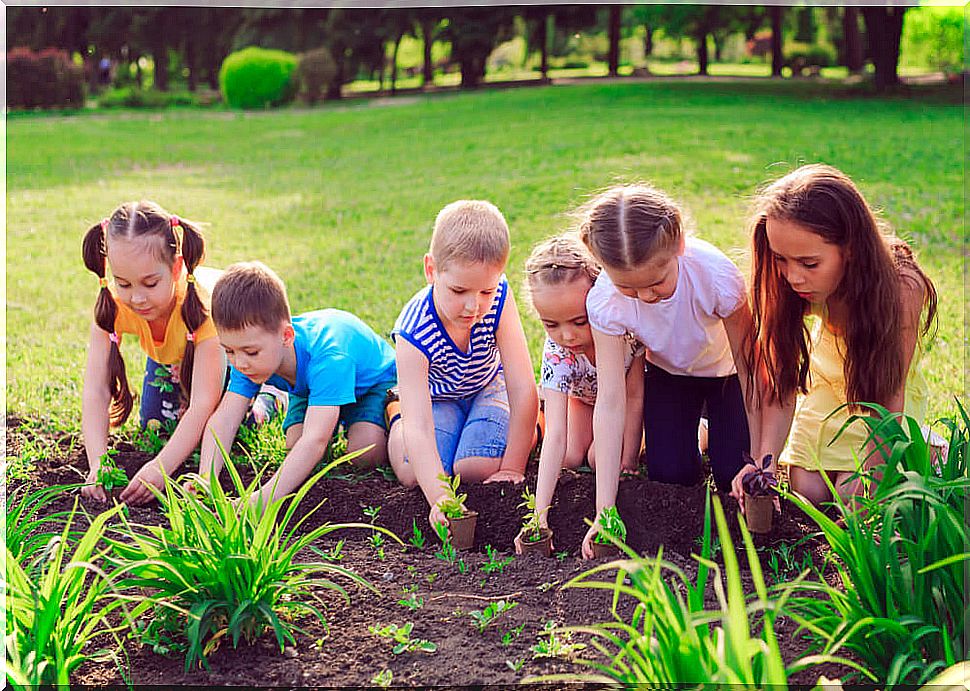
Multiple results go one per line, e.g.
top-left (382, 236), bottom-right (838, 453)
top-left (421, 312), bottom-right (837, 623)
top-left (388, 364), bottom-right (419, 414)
top-left (6, 416), bottom-right (850, 687)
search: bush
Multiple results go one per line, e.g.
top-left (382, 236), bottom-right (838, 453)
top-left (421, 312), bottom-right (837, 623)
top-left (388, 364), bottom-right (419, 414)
top-left (219, 46), bottom-right (298, 109)
top-left (785, 44), bottom-right (836, 75)
top-left (7, 47), bottom-right (85, 110)
top-left (98, 87), bottom-right (200, 109)
top-left (295, 46), bottom-right (338, 105)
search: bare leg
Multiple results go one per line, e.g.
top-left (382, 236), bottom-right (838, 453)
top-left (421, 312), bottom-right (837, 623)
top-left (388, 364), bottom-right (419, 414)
top-left (564, 397), bottom-right (594, 470)
top-left (790, 466), bottom-right (837, 507)
top-left (453, 455), bottom-right (502, 482)
top-left (346, 421), bottom-right (388, 470)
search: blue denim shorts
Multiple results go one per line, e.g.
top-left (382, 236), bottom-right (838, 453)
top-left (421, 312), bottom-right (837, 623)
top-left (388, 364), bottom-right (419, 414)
top-left (431, 370), bottom-right (510, 475)
top-left (284, 377), bottom-right (398, 433)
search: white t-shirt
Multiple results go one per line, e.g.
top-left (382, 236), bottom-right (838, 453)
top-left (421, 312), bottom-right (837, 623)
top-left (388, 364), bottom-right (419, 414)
top-left (540, 335), bottom-right (644, 406)
top-left (586, 236), bottom-right (746, 378)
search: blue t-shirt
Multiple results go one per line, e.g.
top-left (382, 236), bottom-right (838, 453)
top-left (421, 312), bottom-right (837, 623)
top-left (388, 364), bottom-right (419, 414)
top-left (391, 275), bottom-right (508, 401)
top-left (228, 309), bottom-right (397, 407)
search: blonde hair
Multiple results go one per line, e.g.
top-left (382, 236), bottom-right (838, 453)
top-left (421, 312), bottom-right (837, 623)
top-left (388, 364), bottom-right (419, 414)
top-left (524, 233), bottom-right (600, 308)
top-left (212, 261), bottom-right (291, 332)
top-left (430, 199), bottom-right (510, 269)
top-left (576, 183), bottom-right (684, 270)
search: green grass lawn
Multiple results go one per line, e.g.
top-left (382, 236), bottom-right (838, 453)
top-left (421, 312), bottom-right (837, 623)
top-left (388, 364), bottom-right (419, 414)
top-left (6, 80), bottom-right (963, 434)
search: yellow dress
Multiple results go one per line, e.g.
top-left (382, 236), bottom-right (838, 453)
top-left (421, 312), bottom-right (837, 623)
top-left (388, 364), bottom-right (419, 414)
top-left (780, 303), bottom-right (928, 473)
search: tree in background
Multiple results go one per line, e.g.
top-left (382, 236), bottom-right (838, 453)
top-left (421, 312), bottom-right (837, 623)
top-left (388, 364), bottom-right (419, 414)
top-left (441, 7), bottom-right (516, 88)
top-left (606, 5), bottom-right (622, 76)
top-left (413, 9), bottom-right (444, 88)
top-left (861, 6), bottom-right (907, 90)
top-left (770, 6), bottom-right (784, 77)
top-left (522, 6), bottom-right (553, 81)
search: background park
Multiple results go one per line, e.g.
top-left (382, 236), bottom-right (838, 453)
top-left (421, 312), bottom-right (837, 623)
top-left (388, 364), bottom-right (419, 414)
top-left (5, 4), bottom-right (967, 689)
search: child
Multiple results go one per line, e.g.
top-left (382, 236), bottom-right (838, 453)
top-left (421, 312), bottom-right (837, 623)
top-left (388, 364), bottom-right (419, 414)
top-left (521, 234), bottom-right (645, 552)
top-left (80, 201), bottom-right (227, 505)
top-left (577, 184), bottom-right (756, 559)
top-left (730, 163), bottom-right (938, 508)
top-left (387, 200), bottom-right (539, 531)
top-left (198, 261), bottom-right (398, 506)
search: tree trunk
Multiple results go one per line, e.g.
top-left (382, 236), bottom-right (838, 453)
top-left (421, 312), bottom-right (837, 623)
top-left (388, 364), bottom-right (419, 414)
top-left (185, 40), bottom-right (197, 92)
top-left (770, 6), bottom-right (784, 77)
top-left (862, 7), bottom-right (906, 90)
top-left (842, 7), bottom-right (863, 73)
top-left (135, 56), bottom-right (143, 89)
top-left (695, 29), bottom-right (709, 76)
top-left (712, 33), bottom-right (723, 63)
top-left (377, 41), bottom-right (386, 93)
top-left (607, 5), bottom-right (621, 77)
top-left (420, 18), bottom-right (434, 88)
top-left (643, 26), bottom-right (653, 57)
top-left (326, 58), bottom-right (344, 100)
top-left (538, 12), bottom-right (549, 81)
top-left (391, 34), bottom-right (401, 93)
top-left (153, 46), bottom-right (169, 91)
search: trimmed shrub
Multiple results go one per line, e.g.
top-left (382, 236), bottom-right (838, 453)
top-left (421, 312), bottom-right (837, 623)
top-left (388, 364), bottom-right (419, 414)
top-left (8, 47), bottom-right (85, 110)
top-left (219, 46), bottom-right (298, 109)
top-left (295, 46), bottom-right (338, 105)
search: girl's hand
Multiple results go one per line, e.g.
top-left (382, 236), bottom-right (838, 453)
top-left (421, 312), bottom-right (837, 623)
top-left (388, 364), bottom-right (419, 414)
top-left (428, 498), bottom-right (450, 538)
top-left (729, 463), bottom-right (759, 513)
top-left (514, 529), bottom-right (555, 555)
top-left (120, 460), bottom-right (166, 506)
top-left (483, 469), bottom-right (524, 484)
top-left (81, 472), bottom-right (107, 503)
top-left (580, 522), bottom-right (601, 560)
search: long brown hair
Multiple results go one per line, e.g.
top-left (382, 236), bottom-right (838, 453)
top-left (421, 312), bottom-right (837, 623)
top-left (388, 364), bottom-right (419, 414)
top-left (81, 201), bottom-right (208, 427)
top-left (747, 164), bottom-right (937, 409)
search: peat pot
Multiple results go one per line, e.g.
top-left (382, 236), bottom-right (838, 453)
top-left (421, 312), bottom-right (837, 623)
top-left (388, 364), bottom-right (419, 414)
top-left (517, 528), bottom-right (553, 557)
top-left (744, 492), bottom-right (774, 533)
top-left (449, 511), bottom-right (478, 550)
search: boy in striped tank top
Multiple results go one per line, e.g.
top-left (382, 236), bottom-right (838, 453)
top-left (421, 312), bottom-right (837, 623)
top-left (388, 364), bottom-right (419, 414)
top-left (388, 200), bottom-right (539, 531)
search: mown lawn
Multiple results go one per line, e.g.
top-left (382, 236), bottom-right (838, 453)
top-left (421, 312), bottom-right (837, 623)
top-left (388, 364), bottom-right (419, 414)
top-left (6, 79), bottom-right (963, 432)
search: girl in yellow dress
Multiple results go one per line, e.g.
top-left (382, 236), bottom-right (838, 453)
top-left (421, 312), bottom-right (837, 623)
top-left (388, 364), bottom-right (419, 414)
top-left (731, 164), bottom-right (938, 508)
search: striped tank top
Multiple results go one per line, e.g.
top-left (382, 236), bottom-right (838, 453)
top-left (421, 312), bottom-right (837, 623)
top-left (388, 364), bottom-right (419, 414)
top-left (392, 275), bottom-right (508, 400)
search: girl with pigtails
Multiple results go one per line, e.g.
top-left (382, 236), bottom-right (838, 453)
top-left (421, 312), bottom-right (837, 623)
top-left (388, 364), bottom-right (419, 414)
top-left (80, 201), bottom-right (227, 505)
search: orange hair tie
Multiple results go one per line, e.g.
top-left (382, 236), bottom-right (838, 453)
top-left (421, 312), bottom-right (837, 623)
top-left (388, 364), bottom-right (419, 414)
top-left (98, 277), bottom-right (108, 288)
top-left (170, 215), bottom-right (184, 257)
top-left (185, 273), bottom-right (196, 284)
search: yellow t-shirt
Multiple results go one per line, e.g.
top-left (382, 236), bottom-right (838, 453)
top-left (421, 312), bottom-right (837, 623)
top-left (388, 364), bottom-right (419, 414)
top-left (780, 303), bottom-right (928, 472)
top-left (112, 267), bottom-right (220, 366)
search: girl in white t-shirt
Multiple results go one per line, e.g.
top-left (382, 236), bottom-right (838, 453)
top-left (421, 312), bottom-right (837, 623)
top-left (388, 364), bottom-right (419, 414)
top-left (576, 184), bottom-right (757, 559)
top-left (519, 235), bottom-right (645, 552)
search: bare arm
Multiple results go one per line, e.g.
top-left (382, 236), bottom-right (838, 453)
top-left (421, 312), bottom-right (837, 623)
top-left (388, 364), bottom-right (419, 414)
top-left (582, 328), bottom-right (627, 559)
top-left (81, 322), bottom-right (112, 500)
top-left (722, 301), bottom-right (760, 460)
top-left (488, 290), bottom-right (539, 481)
top-left (198, 390), bottom-right (252, 480)
top-left (258, 404), bottom-right (339, 506)
top-left (121, 338), bottom-right (227, 504)
top-left (534, 388), bottom-right (568, 528)
top-left (621, 351), bottom-right (645, 470)
top-left (396, 338), bottom-right (450, 517)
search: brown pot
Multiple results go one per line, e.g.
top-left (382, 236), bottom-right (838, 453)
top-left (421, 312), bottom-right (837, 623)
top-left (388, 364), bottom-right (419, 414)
top-left (744, 492), bottom-right (774, 533)
top-left (517, 528), bottom-right (553, 557)
top-left (449, 511), bottom-right (478, 550)
top-left (591, 540), bottom-right (621, 560)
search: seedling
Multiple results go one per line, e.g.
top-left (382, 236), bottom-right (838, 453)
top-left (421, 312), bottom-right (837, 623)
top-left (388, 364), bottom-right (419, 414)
top-left (425, 572), bottom-right (438, 588)
top-left (370, 622), bottom-right (437, 655)
top-left (506, 658), bottom-right (525, 673)
top-left (593, 506), bottom-right (627, 546)
top-left (433, 522), bottom-right (457, 564)
top-left (531, 620), bottom-right (586, 659)
top-left (369, 532), bottom-right (385, 550)
top-left (96, 450), bottom-right (128, 496)
top-left (469, 599), bottom-right (518, 633)
top-left (517, 488), bottom-right (548, 543)
top-left (742, 453), bottom-right (778, 496)
top-left (398, 592), bottom-right (424, 611)
top-left (371, 669), bottom-right (393, 687)
top-left (554, 550), bottom-right (569, 562)
top-left (501, 623), bottom-right (525, 646)
top-left (437, 472), bottom-right (468, 519)
top-left (409, 519), bottom-right (426, 550)
top-left (457, 558), bottom-right (468, 574)
top-left (317, 538), bottom-right (345, 562)
top-left (480, 544), bottom-right (514, 576)
top-left (363, 504), bottom-right (382, 522)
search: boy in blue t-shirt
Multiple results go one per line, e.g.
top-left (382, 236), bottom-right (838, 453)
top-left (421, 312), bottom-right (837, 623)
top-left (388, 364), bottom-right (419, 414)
top-left (199, 261), bottom-right (397, 505)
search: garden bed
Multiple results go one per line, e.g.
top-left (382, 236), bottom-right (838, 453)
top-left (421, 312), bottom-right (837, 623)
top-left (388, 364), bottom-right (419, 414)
top-left (7, 416), bottom-right (847, 687)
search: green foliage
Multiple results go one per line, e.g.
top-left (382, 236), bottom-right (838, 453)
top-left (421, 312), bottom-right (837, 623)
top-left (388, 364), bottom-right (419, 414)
top-left (106, 442), bottom-right (389, 670)
top-left (784, 402), bottom-right (970, 686)
top-left (593, 505), bottom-right (627, 545)
top-left (371, 668), bottom-right (394, 687)
top-left (436, 472), bottom-right (467, 519)
top-left (98, 87), bottom-right (202, 109)
top-left (296, 47), bottom-right (338, 104)
top-left (480, 544), bottom-right (514, 576)
top-left (235, 413), bottom-right (288, 469)
top-left (5, 500), bottom-right (130, 687)
top-left (527, 492), bottom-right (839, 686)
top-left (469, 599), bottom-right (518, 632)
top-left (130, 418), bottom-right (177, 455)
top-left (530, 620), bottom-right (587, 660)
top-left (408, 519), bottom-right (427, 549)
top-left (5, 483), bottom-right (77, 572)
top-left (97, 449), bottom-right (129, 492)
top-left (900, 6), bottom-right (964, 72)
top-left (517, 487), bottom-right (547, 542)
top-left (433, 521), bottom-right (457, 564)
top-left (219, 46), bottom-right (298, 109)
top-left (369, 622), bottom-right (437, 654)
